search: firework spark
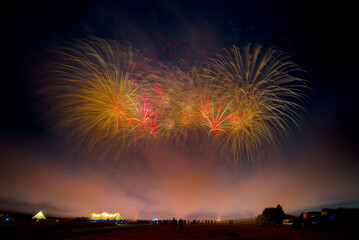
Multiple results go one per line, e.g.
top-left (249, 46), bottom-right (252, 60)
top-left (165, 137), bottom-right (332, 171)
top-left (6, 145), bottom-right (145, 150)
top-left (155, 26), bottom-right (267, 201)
top-left (195, 100), bottom-right (238, 136)
top-left (117, 90), bottom-right (157, 136)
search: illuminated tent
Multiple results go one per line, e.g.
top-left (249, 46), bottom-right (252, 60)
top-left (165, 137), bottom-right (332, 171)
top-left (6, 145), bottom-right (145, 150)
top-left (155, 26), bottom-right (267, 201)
top-left (88, 211), bottom-right (125, 223)
top-left (33, 211), bottom-right (46, 220)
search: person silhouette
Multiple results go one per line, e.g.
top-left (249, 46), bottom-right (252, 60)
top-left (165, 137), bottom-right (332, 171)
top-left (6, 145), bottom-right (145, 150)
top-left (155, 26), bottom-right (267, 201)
top-left (179, 218), bottom-right (184, 232)
top-left (172, 217), bottom-right (177, 232)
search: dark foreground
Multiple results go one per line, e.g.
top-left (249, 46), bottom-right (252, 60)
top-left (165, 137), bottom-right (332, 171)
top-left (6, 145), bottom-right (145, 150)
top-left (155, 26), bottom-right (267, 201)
top-left (62, 224), bottom-right (359, 240)
top-left (2, 222), bottom-right (359, 240)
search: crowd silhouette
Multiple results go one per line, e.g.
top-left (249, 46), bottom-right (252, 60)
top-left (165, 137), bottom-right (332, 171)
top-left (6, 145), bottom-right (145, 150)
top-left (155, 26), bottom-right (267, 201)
top-left (172, 218), bottom-right (184, 232)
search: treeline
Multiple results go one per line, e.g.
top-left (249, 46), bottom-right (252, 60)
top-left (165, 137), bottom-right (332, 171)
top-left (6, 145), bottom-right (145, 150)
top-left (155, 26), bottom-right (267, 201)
top-left (256, 204), bottom-right (295, 224)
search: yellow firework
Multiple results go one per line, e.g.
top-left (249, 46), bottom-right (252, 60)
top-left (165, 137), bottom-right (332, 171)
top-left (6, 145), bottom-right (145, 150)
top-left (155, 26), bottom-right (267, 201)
top-left (205, 44), bottom-right (308, 162)
top-left (147, 64), bottom-right (212, 146)
top-left (40, 37), bottom-right (151, 159)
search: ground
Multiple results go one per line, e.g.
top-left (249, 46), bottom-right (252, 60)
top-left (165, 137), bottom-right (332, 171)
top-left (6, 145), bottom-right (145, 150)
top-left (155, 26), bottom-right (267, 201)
top-left (2, 222), bottom-right (359, 240)
top-left (63, 224), bottom-right (359, 240)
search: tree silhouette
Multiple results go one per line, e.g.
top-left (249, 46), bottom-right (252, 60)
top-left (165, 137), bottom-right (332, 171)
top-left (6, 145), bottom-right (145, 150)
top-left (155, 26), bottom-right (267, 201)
top-left (261, 204), bottom-right (285, 222)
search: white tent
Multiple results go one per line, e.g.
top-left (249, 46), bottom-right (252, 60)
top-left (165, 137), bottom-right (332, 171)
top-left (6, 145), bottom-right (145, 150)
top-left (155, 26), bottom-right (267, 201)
top-left (33, 211), bottom-right (46, 220)
top-left (88, 211), bottom-right (124, 222)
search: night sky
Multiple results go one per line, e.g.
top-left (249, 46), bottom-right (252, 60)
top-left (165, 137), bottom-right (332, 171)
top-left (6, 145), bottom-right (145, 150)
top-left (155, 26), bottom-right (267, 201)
top-left (1, 0), bottom-right (358, 219)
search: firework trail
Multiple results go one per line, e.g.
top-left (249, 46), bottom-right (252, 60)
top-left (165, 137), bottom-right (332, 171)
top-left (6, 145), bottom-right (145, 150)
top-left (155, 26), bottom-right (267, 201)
top-left (40, 38), bottom-right (308, 164)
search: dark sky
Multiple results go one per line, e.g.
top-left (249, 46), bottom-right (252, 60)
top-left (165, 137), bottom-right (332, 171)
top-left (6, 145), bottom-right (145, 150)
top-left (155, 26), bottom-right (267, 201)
top-left (0, 0), bottom-right (358, 219)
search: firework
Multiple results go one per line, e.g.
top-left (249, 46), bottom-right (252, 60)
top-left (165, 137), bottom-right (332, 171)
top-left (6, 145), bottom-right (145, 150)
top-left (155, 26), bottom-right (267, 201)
top-left (40, 37), bottom-right (308, 164)
top-left (40, 37), bottom-right (150, 159)
top-left (195, 100), bottom-right (238, 136)
top-left (117, 90), bottom-right (157, 136)
top-left (205, 44), bottom-right (308, 162)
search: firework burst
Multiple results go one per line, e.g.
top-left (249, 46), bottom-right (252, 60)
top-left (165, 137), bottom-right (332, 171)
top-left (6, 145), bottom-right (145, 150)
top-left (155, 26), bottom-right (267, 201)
top-left (205, 44), bottom-right (308, 162)
top-left (40, 37), bottom-right (308, 164)
top-left (40, 37), bottom-right (149, 159)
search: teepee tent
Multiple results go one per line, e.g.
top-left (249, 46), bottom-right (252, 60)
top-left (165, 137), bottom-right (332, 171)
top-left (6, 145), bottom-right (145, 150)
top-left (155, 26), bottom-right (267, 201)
top-left (33, 211), bottom-right (46, 220)
top-left (88, 211), bottom-right (124, 222)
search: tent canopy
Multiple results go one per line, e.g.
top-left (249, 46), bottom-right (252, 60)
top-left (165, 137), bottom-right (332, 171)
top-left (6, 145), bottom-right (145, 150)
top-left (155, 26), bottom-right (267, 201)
top-left (88, 211), bottom-right (124, 221)
top-left (33, 211), bottom-right (46, 220)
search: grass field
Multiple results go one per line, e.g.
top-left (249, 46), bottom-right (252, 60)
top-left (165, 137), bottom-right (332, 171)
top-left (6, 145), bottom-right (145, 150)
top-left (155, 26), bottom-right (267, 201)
top-left (0, 221), bottom-right (149, 240)
top-left (1, 221), bottom-right (359, 240)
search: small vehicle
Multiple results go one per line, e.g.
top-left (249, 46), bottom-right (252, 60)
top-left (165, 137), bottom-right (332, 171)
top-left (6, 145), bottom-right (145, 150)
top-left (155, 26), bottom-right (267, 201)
top-left (283, 219), bottom-right (294, 227)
